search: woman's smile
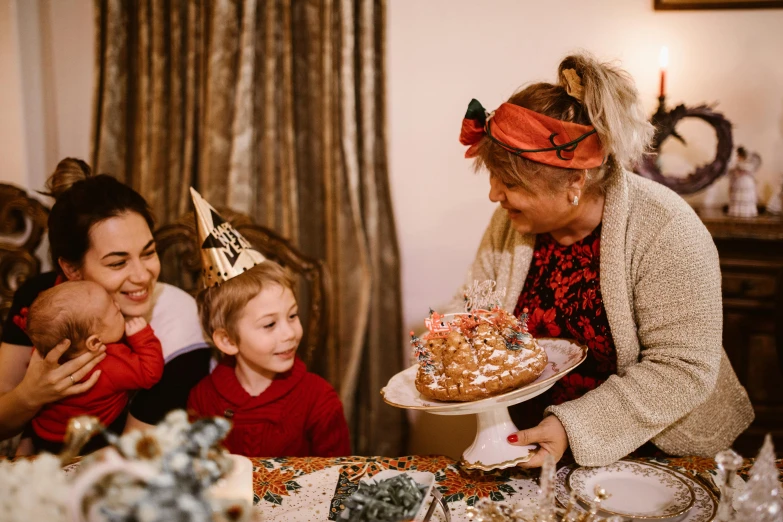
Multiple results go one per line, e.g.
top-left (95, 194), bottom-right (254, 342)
top-left (121, 287), bottom-right (151, 302)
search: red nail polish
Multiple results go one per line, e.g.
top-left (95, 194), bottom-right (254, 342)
top-left (507, 434), bottom-right (518, 443)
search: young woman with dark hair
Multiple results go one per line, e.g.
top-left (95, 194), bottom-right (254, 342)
top-left (0, 159), bottom-right (209, 446)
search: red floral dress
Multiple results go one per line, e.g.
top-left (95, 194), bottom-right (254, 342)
top-left (509, 224), bottom-right (617, 430)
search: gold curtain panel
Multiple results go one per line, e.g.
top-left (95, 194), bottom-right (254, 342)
top-left (91, 0), bottom-right (405, 456)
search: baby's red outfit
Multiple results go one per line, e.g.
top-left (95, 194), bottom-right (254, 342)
top-left (32, 325), bottom-right (164, 442)
top-left (187, 357), bottom-right (351, 457)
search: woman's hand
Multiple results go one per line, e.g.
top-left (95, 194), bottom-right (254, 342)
top-left (507, 415), bottom-right (569, 468)
top-left (15, 339), bottom-right (106, 409)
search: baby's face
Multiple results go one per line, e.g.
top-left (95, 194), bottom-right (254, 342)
top-left (86, 285), bottom-right (126, 344)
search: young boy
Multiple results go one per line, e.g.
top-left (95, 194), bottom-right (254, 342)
top-left (22, 281), bottom-right (164, 454)
top-left (186, 188), bottom-right (350, 457)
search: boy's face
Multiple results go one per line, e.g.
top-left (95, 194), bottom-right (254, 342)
top-left (87, 283), bottom-right (126, 344)
top-left (231, 284), bottom-right (302, 376)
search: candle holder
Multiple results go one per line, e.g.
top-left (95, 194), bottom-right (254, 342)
top-left (634, 94), bottom-right (734, 194)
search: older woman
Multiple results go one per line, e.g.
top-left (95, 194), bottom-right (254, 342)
top-left (458, 54), bottom-right (754, 467)
top-left (0, 159), bottom-right (209, 448)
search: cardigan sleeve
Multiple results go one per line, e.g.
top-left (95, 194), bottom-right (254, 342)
top-left (546, 212), bottom-right (724, 466)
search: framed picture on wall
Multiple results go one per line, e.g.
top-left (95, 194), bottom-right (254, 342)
top-left (655, 0), bottom-right (783, 8)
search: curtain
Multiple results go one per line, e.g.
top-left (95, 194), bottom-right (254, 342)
top-left (92, 0), bottom-right (406, 457)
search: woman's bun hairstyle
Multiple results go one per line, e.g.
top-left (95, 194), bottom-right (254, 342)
top-left (43, 158), bottom-right (93, 200)
top-left (556, 54), bottom-right (653, 169)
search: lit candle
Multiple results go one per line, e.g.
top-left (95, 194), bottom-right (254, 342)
top-left (659, 46), bottom-right (669, 98)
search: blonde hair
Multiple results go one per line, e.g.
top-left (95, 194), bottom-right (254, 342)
top-left (27, 282), bottom-right (99, 359)
top-left (474, 53), bottom-right (653, 195)
top-left (197, 261), bottom-right (296, 342)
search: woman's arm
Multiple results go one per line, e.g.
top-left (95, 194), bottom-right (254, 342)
top-left (0, 340), bottom-right (106, 439)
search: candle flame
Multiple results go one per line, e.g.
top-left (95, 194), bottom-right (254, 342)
top-left (659, 46), bottom-right (669, 69)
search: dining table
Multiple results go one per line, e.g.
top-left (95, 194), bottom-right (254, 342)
top-left (247, 453), bottom-right (783, 521)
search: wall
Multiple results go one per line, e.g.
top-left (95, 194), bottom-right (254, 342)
top-left (0, 0), bottom-right (28, 189)
top-left (387, 0), bottom-right (783, 457)
top-left (0, 0), bottom-right (93, 193)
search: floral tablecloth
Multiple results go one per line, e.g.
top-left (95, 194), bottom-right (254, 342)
top-left (248, 454), bottom-right (783, 521)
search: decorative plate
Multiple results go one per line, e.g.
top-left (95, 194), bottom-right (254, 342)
top-left (380, 338), bottom-right (587, 414)
top-left (566, 461), bottom-right (695, 519)
top-left (555, 463), bottom-right (716, 521)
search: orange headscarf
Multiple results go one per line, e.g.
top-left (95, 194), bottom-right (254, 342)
top-left (459, 99), bottom-right (604, 169)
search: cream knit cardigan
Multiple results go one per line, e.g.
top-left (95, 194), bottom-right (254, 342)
top-left (460, 170), bottom-right (754, 466)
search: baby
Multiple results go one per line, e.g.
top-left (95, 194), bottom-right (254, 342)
top-left (187, 261), bottom-right (350, 457)
top-left (24, 280), bottom-right (164, 453)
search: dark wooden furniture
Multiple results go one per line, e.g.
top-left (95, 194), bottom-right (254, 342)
top-left (0, 184), bottom-right (49, 326)
top-left (0, 183), bottom-right (331, 370)
top-left (698, 208), bottom-right (783, 456)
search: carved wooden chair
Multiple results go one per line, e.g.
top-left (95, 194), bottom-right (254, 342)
top-left (0, 184), bottom-right (49, 330)
top-left (0, 183), bottom-right (331, 370)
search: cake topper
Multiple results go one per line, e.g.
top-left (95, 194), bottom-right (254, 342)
top-left (464, 280), bottom-right (507, 312)
top-left (424, 309), bottom-right (450, 335)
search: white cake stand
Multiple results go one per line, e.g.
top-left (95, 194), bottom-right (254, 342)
top-left (382, 338), bottom-right (587, 471)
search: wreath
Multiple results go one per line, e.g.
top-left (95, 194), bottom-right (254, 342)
top-left (634, 103), bottom-right (733, 195)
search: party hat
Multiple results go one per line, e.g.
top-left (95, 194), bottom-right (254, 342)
top-left (190, 187), bottom-right (266, 288)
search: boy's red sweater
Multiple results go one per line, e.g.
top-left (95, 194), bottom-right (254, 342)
top-left (187, 357), bottom-right (351, 457)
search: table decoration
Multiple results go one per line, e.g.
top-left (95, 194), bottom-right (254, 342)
top-left (464, 455), bottom-right (622, 522)
top-left (0, 410), bottom-right (253, 522)
top-left (465, 434), bottom-right (782, 522)
top-left (67, 410), bottom-right (253, 522)
top-left (716, 434), bottom-right (783, 522)
top-left (339, 470), bottom-right (433, 521)
top-left (0, 452), bottom-right (71, 521)
top-left (237, 454), bottom-right (780, 521)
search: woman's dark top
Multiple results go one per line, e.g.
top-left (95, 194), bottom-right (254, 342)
top-left (510, 225), bottom-right (618, 430)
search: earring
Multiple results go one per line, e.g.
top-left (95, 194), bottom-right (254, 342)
top-left (572, 195), bottom-right (579, 206)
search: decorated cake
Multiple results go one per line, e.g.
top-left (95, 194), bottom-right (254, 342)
top-left (410, 281), bottom-right (548, 402)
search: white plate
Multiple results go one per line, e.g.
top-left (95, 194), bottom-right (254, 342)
top-left (356, 470), bottom-right (436, 522)
top-left (564, 461), bottom-right (696, 520)
top-left (555, 463), bottom-right (717, 521)
top-left (381, 338), bottom-right (587, 414)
